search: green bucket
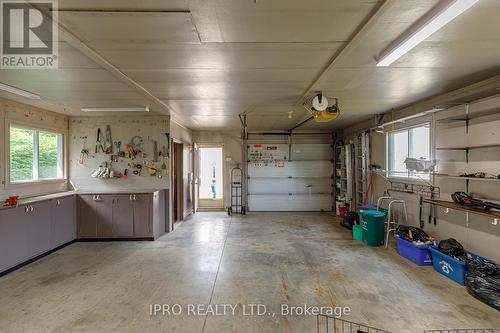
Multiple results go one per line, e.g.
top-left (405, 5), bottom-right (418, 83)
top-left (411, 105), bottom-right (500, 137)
top-left (352, 225), bottom-right (363, 240)
top-left (359, 209), bottom-right (386, 247)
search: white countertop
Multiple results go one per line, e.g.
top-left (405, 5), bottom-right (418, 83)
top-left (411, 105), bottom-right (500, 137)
top-left (0, 189), bottom-right (168, 210)
top-left (75, 189), bottom-right (166, 195)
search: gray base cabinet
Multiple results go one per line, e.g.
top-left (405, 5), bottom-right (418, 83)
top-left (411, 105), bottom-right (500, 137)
top-left (1, 190), bottom-right (166, 274)
top-left (113, 195), bottom-right (134, 237)
top-left (134, 194), bottom-right (152, 237)
top-left (77, 193), bottom-right (155, 239)
top-left (77, 195), bottom-right (98, 238)
top-left (26, 201), bottom-right (53, 258)
top-left (51, 196), bottom-right (77, 247)
top-left (0, 195), bottom-right (77, 274)
top-left (0, 207), bottom-right (29, 272)
top-left (97, 195), bottom-right (114, 238)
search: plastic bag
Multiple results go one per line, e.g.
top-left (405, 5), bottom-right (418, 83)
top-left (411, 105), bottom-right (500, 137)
top-left (438, 238), bottom-right (468, 261)
top-left (340, 212), bottom-right (359, 230)
top-left (466, 257), bottom-right (500, 310)
top-left (395, 225), bottom-right (432, 244)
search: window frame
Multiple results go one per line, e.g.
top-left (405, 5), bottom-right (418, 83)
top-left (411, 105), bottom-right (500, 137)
top-left (5, 120), bottom-right (67, 186)
top-left (386, 122), bottom-right (431, 182)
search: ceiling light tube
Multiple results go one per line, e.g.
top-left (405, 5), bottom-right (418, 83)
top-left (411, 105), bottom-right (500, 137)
top-left (81, 106), bottom-right (150, 112)
top-left (0, 82), bottom-right (40, 99)
top-left (377, 0), bottom-right (479, 67)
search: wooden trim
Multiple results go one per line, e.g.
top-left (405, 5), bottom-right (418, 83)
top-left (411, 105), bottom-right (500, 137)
top-left (423, 199), bottom-right (500, 219)
top-left (172, 142), bottom-right (184, 222)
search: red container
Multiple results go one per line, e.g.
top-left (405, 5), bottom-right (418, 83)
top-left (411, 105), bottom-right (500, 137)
top-left (339, 206), bottom-right (348, 217)
top-left (4, 196), bottom-right (19, 206)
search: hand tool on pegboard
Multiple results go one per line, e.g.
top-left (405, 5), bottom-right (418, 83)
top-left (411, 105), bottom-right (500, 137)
top-left (104, 125), bottom-right (113, 154)
top-left (95, 128), bottom-right (104, 153)
top-left (153, 140), bottom-right (158, 162)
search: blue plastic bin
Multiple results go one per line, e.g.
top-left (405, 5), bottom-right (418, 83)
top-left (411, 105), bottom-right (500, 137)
top-left (428, 246), bottom-right (494, 285)
top-left (395, 236), bottom-right (432, 266)
top-left (429, 246), bottom-right (468, 285)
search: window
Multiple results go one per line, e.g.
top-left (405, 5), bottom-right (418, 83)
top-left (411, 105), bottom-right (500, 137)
top-left (9, 125), bottom-right (63, 183)
top-left (387, 124), bottom-right (430, 179)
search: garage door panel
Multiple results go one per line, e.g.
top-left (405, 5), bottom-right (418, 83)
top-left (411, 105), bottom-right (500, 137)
top-left (247, 143), bottom-right (333, 212)
top-left (248, 178), bottom-right (332, 194)
top-left (248, 161), bottom-right (332, 177)
top-left (248, 194), bottom-right (331, 212)
top-left (291, 144), bottom-right (332, 160)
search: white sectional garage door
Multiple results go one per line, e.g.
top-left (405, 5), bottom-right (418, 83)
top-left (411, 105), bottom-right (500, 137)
top-left (247, 143), bottom-right (333, 211)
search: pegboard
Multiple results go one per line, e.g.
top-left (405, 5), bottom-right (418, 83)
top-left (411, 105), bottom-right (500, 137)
top-left (69, 116), bottom-right (170, 191)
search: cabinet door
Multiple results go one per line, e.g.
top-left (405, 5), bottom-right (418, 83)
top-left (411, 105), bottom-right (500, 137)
top-left (133, 194), bottom-right (152, 237)
top-left (96, 195), bottom-right (114, 238)
top-left (0, 207), bottom-right (29, 272)
top-left (77, 195), bottom-right (97, 238)
top-left (113, 195), bottom-right (134, 238)
top-left (26, 201), bottom-right (52, 258)
top-left (51, 196), bottom-right (76, 247)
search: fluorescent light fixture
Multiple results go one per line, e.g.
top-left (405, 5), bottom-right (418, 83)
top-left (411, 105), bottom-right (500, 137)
top-left (0, 82), bottom-right (40, 99)
top-left (377, 0), bottom-right (479, 67)
top-left (81, 106), bottom-right (150, 112)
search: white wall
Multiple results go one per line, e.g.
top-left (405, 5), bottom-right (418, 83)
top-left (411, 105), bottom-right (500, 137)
top-left (68, 115), bottom-right (170, 192)
top-left (0, 98), bottom-right (70, 200)
top-left (346, 96), bottom-right (500, 263)
top-left (170, 119), bottom-right (193, 144)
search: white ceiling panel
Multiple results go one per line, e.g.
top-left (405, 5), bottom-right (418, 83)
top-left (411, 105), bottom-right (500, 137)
top-left (35, 89), bottom-right (146, 103)
top-left (0, 69), bottom-right (119, 83)
top-left (122, 68), bottom-right (318, 83)
top-left (92, 43), bottom-right (340, 70)
top-left (56, 42), bottom-right (102, 69)
top-left (145, 81), bottom-right (309, 99)
top-left (215, 0), bottom-right (378, 42)
top-left (2, 0), bottom-right (499, 132)
top-left (426, 0), bottom-right (500, 42)
top-left (58, 12), bottom-right (200, 44)
top-left (58, 0), bottom-right (189, 11)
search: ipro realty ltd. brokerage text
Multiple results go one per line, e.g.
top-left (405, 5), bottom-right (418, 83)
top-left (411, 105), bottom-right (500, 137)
top-left (150, 303), bottom-right (351, 318)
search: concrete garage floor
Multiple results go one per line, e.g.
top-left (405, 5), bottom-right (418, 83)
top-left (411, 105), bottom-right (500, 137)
top-left (0, 212), bottom-right (498, 333)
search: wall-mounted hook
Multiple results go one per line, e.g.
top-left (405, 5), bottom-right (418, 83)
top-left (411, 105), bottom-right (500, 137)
top-left (493, 218), bottom-right (498, 226)
top-left (444, 208), bottom-right (450, 214)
